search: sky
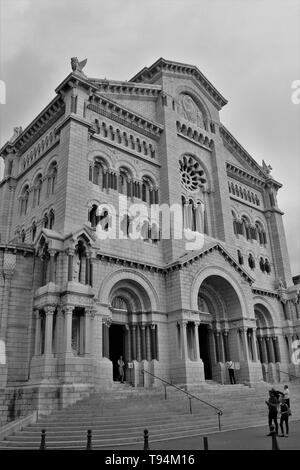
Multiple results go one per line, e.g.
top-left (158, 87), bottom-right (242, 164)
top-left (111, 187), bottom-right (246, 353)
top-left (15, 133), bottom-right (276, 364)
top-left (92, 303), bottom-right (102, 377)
top-left (0, 0), bottom-right (299, 275)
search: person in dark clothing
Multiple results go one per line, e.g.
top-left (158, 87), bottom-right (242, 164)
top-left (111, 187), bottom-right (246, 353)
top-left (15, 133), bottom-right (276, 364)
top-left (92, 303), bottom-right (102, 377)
top-left (279, 398), bottom-right (290, 437)
top-left (266, 389), bottom-right (279, 435)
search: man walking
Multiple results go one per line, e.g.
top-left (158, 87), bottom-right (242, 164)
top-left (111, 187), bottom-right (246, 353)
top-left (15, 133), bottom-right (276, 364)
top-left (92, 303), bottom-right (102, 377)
top-left (266, 389), bottom-right (280, 435)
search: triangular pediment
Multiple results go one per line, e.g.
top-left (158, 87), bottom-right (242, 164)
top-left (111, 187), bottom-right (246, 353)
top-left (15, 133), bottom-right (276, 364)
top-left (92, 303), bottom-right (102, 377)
top-left (167, 241), bottom-right (254, 284)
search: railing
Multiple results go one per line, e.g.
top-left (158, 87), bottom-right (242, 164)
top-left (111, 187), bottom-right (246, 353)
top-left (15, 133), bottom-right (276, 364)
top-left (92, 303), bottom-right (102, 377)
top-left (141, 369), bottom-right (223, 431)
top-left (278, 369), bottom-right (300, 383)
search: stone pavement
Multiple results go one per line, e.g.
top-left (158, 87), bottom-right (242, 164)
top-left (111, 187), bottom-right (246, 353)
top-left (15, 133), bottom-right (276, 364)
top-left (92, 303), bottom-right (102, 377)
top-left (106, 420), bottom-right (300, 450)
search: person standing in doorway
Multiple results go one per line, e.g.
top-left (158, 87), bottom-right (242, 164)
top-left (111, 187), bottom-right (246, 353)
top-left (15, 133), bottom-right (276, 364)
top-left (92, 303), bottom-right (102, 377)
top-left (226, 360), bottom-right (236, 384)
top-left (117, 356), bottom-right (125, 383)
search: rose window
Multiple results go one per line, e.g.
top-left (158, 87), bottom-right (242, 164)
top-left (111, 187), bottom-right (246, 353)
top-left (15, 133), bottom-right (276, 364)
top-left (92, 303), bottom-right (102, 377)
top-left (179, 155), bottom-right (206, 191)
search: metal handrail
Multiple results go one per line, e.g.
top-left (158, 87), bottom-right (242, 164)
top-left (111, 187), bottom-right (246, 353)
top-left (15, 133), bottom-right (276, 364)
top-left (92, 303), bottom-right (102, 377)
top-left (141, 369), bottom-right (223, 431)
top-left (278, 369), bottom-right (300, 382)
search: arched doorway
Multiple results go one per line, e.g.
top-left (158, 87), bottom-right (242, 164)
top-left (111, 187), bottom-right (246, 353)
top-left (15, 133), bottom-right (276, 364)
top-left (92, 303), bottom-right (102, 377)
top-left (197, 275), bottom-right (244, 383)
top-left (107, 279), bottom-right (158, 384)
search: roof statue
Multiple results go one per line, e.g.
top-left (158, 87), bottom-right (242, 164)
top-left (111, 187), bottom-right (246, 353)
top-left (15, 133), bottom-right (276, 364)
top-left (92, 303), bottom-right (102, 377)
top-left (9, 127), bottom-right (23, 143)
top-left (71, 57), bottom-right (87, 75)
top-left (262, 160), bottom-right (273, 176)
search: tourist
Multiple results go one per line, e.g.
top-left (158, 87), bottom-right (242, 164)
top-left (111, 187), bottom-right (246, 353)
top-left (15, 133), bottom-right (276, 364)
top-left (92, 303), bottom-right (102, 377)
top-left (283, 384), bottom-right (290, 409)
top-left (117, 356), bottom-right (125, 383)
top-left (279, 397), bottom-right (290, 437)
top-left (266, 389), bottom-right (279, 435)
top-left (226, 360), bottom-right (236, 384)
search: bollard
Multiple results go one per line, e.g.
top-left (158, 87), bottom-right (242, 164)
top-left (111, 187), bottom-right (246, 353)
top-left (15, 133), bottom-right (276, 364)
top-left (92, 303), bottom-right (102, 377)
top-left (143, 429), bottom-right (150, 450)
top-left (270, 425), bottom-right (280, 450)
top-left (86, 429), bottom-right (92, 450)
top-left (203, 436), bottom-right (208, 450)
top-left (40, 429), bottom-right (46, 450)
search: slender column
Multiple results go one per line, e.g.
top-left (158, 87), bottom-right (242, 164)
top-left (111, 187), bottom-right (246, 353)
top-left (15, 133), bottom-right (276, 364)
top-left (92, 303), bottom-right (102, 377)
top-left (67, 249), bottom-right (74, 282)
top-left (102, 321), bottom-right (106, 358)
top-left (125, 325), bottom-right (132, 362)
top-left (85, 254), bottom-right (91, 286)
top-left (265, 336), bottom-right (272, 363)
top-left (63, 306), bottom-right (74, 355)
top-left (181, 320), bottom-right (188, 360)
top-left (55, 307), bottom-right (64, 354)
top-left (240, 327), bottom-right (250, 361)
top-left (251, 328), bottom-right (259, 361)
top-left (214, 331), bottom-right (220, 362)
top-left (89, 258), bottom-right (94, 287)
top-left (262, 336), bottom-right (269, 363)
top-left (80, 256), bottom-right (86, 284)
top-left (131, 325), bottom-right (137, 360)
top-left (136, 325), bottom-right (142, 361)
top-left (150, 324), bottom-right (157, 360)
top-left (44, 306), bottom-right (55, 355)
top-left (194, 321), bottom-right (201, 361)
top-left (273, 336), bottom-right (281, 363)
top-left (49, 249), bottom-right (56, 283)
top-left (247, 330), bottom-right (254, 361)
top-left (141, 325), bottom-right (146, 360)
top-left (258, 337), bottom-right (265, 363)
top-left (84, 308), bottom-right (91, 355)
top-left (146, 325), bottom-right (151, 361)
top-left (222, 330), bottom-right (230, 361)
top-left (105, 319), bottom-right (111, 358)
top-left (217, 330), bottom-right (224, 362)
top-left (34, 310), bottom-right (41, 355)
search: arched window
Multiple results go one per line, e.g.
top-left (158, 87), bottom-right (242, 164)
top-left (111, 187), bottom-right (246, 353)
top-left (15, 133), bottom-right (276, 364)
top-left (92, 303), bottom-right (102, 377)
top-left (21, 229), bottom-right (26, 242)
top-left (142, 176), bottom-right (154, 204)
top-left (265, 259), bottom-right (271, 274)
top-left (20, 185), bottom-right (30, 215)
top-left (259, 257), bottom-right (265, 272)
top-left (43, 213), bottom-right (49, 228)
top-left (118, 168), bottom-right (132, 197)
top-left (255, 221), bottom-right (267, 245)
top-left (248, 253), bottom-right (255, 269)
top-left (242, 216), bottom-right (251, 240)
top-left (89, 204), bottom-right (98, 228)
top-left (232, 211), bottom-right (238, 236)
top-left (32, 221), bottom-right (37, 241)
top-left (49, 209), bottom-right (55, 229)
top-left (33, 174), bottom-right (43, 207)
top-left (99, 208), bottom-right (109, 231)
top-left (47, 162), bottom-right (57, 196)
top-left (238, 250), bottom-right (244, 265)
top-left (92, 159), bottom-right (108, 189)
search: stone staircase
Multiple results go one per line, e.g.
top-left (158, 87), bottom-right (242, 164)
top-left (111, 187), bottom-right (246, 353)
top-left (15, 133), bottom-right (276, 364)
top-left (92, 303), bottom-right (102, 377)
top-left (0, 381), bottom-right (299, 449)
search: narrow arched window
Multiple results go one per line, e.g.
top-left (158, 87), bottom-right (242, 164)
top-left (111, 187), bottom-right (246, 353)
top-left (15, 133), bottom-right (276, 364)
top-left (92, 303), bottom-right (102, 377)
top-left (32, 221), bottom-right (37, 241)
top-left (89, 204), bottom-right (98, 228)
top-left (43, 214), bottom-right (49, 228)
top-left (21, 229), bottom-right (26, 242)
top-left (49, 210), bottom-right (55, 229)
top-left (20, 185), bottom-right (30, 215)
top-left (248, 253), bottom-right (255, 269)
top-left (33, 174), bottom-right (43, 207)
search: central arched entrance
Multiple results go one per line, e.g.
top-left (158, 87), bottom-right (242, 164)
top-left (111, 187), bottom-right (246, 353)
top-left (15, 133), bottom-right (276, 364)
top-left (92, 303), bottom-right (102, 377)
top-left (107, 278), bottom-right (158, 385)
top-left (196, 274), bottom-right (245, 384)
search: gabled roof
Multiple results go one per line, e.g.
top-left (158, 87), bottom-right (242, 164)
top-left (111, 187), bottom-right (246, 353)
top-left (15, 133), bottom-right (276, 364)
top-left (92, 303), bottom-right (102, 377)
top-left (166, 240), bottom-right (254, 284)
top-left (129, 58), bottom-right (228, 110)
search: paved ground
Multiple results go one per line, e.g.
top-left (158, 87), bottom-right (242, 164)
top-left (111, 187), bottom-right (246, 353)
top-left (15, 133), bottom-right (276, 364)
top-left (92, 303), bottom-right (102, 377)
top-left (104, 419), bottom-right (300, 450)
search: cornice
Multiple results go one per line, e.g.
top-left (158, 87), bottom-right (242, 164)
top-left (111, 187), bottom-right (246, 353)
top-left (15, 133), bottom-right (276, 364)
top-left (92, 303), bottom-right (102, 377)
top-left (226, 162), bottom-right (265, 189)
top-left (87, 94), bottom-right (164, 140)
top-left (252, 287), bottom-right (281, 299)
top-left (88, 78), bottom-right (162, 97)
top-left (0, 96), bottom-right (65, 158)
top-left (129, 58), bottom-right (228, 110)
top-left (220, 125), bottom-right (269, 181)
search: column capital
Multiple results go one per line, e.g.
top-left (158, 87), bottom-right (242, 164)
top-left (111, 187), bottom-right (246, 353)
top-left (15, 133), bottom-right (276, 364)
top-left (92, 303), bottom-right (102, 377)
top-left (48, 249), bottom-right (56, 257)
top-left (33, 309), bottom-right (40, 319)
top-left (66, 248), bottom-right (75, 256)
top-left (194, 320), bottom-right (201, 327)
top-left (102, 316), bottom-right (112, 327)
top-left (150, 323), bottom-right (156, 330)
top-left (140, 324), bottom-right (146, 330)
top-left (63, 305), bottom-right (74, 315)
top-left (45, 305), bottom-right (56, 315)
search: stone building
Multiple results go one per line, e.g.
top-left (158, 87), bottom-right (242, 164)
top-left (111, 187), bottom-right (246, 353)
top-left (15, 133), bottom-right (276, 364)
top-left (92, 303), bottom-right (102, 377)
top-left (0, 57), bottom-right (299, 422)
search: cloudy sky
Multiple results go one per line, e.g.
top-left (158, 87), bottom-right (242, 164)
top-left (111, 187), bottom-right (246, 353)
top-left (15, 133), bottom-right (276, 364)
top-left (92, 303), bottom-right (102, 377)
top-left (0, 0), bottom-right (299, 275)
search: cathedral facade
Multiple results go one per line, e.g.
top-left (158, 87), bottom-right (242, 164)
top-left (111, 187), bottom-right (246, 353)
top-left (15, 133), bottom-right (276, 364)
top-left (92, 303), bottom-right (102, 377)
top-left (0, 58), bottom-right (299, 423)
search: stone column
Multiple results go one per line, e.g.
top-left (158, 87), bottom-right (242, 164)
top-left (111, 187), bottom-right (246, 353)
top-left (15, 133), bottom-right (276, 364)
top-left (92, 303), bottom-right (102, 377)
top-left (63, 306), bottom-right (74, 356)
top-left (55, 306), bottom-right (64, 354)
top-left (222, 330), bottom-right (230, 361)
top-left (48, 249), bottom-right (56, 283)
top-left (273, 336), bottom-right (281, 363)
top-left (131, 325), bottom-right (137, 360)
top-left (257, 336), bottom-right (265, 363)
top-left (141, 325), bottom-right (146, 360)
top-left (85, 254), bottom-right (91, 286)
top-left (150, 324), bottom-right (157, 360)
top-left (146, 325), bottom-right (151, 361)
top-left (34, 310), bottom-right (41, 355)
top-left (181, 320), bottom-right (188, 360)
top-left (89, 258), bottom-right (94, 288)
top-left (84, 308), bottom-right (91, 355)
top-left (80, 256), bottom-right (86, 284)
top-left (265, 336), bottom-right (274, 363)
top-left (247, 330), bottom-right (254, 361)
top-left (125, 325), bottom-right (132, 362)
top-left (194, 321), bottom-right (201, 361)
top-left (44, 306), bottom-right (55, 355)
top-left (217, 331), bottom-right (224, 362)
top-left (136, 325), bottom-right (142, 361)
top-left (67, 249), bottom-right (74, 282)
top-left (262, 336), bottom-right (268, 363)
top-left (251, 328), bottom-right (259, 362)
top-left (240, 327), bottom-right (250, 361)
top-left (214, 331), bottom-right (220, 362)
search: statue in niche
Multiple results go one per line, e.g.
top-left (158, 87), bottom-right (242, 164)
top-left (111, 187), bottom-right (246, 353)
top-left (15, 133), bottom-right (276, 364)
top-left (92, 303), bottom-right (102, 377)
top-left (73, 251), bottom-right (81, 282)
